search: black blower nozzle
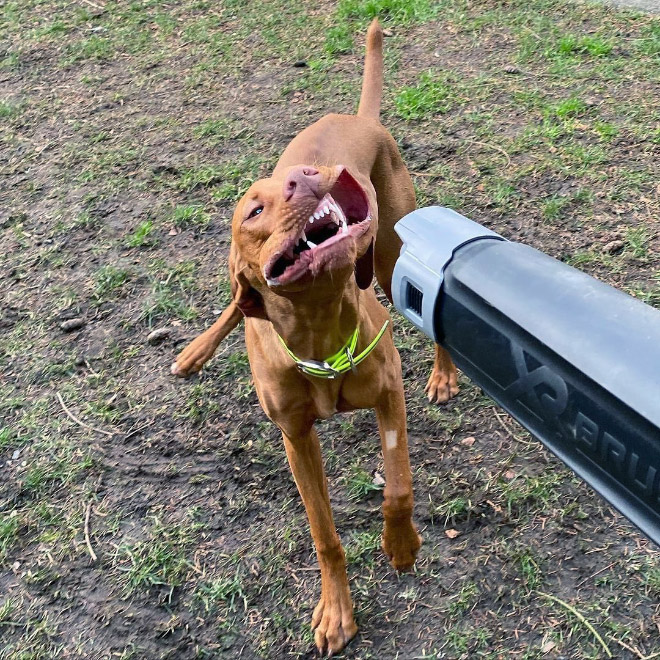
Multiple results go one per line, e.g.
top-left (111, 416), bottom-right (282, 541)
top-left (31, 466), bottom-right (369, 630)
top-left (392, 207), bottom-right (660, 546)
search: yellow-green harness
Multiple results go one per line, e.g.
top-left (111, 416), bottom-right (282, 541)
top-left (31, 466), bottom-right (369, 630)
top-left (277, 320), bottom-right (389, 379)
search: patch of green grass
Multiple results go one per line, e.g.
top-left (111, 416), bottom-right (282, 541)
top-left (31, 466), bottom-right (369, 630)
top-left (498, 471), bottom-right (564, 516)
top-left (177, 165), bottom-right (225, 192)
top-left (195, 569), bottom-right (248, 613)
top-left (626, 273), bottom-right (660, 308)
top-left (66, 35), bottom-right (114, 62)
top-left (395, 71), bottom-right (460, 120)
top-left (555, 34), bottom-right (613, 58)
top-left (343, 463), bottom-right (383, 500)
top-left (125, 220), bottom-right (156, 248)
top-left (178, 381), bottom-right (222, 424)
top-left (448, 581), bottom-right (479, 616)
top-left (193, 118), bottom-right (235, 142)
top-left (325, 25), bottom-right (354, 55)
top-left (515, 547), bottom-right (543, 592)
top-left (344, 529), bottom-right (380, 565)
top-left (21, 440), bottom-right (94, 495)
top-left (549, 96), bottom-right (588, 120)
top-left (636, 22), bottom-right (660, 56)
top-left (567, 249), bottom-right (614, 269)
top-left (444, 625), bottom-right (490, 656)
top-left (0, 100), bottom-right (22, 119)
top-left (93, 265), bottom-right (131, 300)
top-left (115, 517), bottom-right (201, 598)
top-left (593, 121), bottom-right (617, 142)
top-left (561, 143), bottom-right (608, 173)
top-left (172, 205), bottom-right (211, 232)
top-left (337, 0), bottom-right (436, 24)
top-left (642, 565), bottom-right (660, 597)
top-left (0, 427), bottom-right (13, 451)
top-left (0, 512), bottom-right (20, 562)
top-left (625, 227), bottom-right (649, 259)
top-left (542, 195), bottom-right (569, 222)
top-left (143, 260), bottom-right (198, 325)
top-left (430, 495), bottom-right (470, 525)
top-left (485, 179), bottom-right (519, 213)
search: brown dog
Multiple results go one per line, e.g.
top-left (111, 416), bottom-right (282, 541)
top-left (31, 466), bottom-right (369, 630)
top-left (172, 20), bottom-right (458, 655)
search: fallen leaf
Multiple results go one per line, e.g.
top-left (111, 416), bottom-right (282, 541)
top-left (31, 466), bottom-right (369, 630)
top-left (460, 436), bottom-right (476, 447)
top-left (445, 529), bottom-right (461, 539)
top-left (504, 470), bottom-right (516, 480)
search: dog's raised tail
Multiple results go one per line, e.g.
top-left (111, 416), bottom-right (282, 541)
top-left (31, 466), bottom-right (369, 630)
top-left (357, 19), bottom-right (383, 120)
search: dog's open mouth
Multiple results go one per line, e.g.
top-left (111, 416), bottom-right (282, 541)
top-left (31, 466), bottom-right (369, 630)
top-left (264, 168), bottom-right (371, 286)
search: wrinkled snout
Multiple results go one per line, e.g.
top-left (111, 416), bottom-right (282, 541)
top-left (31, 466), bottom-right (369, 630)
top-left (283, 166), bottom-right (321, 202)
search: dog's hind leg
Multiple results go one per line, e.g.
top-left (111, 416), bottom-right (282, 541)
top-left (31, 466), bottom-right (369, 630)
top-left (281, 426), bottom-right (357, 655)
top-left (373, 156), bottom-right (460, 404)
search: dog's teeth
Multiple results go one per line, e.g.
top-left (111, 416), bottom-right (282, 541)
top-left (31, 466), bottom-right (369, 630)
top-left (307, 239), bottom-right (317, 248)
top-left (323, 205), bottom-right (330, 214)
top-left (314, 212), bottom-right (321, 220)
top-left (301, 230), bottom-right (307, 242)
top-left (309, 215), bottom-right (315, 224)
top-left (341, 219), bottom-right (348, 234)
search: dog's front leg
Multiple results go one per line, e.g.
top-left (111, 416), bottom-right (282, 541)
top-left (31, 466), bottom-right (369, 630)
top-left (281, 426), bottom-right (357, 655)
top-left (375, 388), bottom-right (422, 571)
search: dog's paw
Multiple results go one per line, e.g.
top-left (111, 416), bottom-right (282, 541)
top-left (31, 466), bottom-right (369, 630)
top-left (425, 364), bottom-right (459, 404)
top-left (170, 336), bottom-right (215, 378)
top-left (382, 521), bottom-right (422, 572)
top-left (311, 588), bottom-right (357, 656)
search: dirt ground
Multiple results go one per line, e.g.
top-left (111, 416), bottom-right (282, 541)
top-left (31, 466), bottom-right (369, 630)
top-left (1, 1), bottom-right (659, 658)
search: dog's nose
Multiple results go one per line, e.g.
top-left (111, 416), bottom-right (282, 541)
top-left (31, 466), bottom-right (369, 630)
top-left (283, 166), bottom-right (321, 202)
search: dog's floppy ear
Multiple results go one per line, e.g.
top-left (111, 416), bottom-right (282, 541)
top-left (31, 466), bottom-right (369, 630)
top-left (354, 238), bottom-right (374, 290)
top-left (229, 242), bottom-right (269, 320)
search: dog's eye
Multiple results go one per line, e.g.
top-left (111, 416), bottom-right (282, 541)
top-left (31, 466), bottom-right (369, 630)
top-left (247, 206), bottom-right (264, 219)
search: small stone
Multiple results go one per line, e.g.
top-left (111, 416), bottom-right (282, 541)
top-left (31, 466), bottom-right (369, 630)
top-left (603, 239), bottom-right (625, 255)
top-left (445, 529), bottom-right (461, 539)
top-left (460, 436), bottom-right (476, 447)
top-left (12, 450), bottom-right (20, 460)
top-left (503, 65), bottom-right (520, 74)
top-left (293, 60), bottom-right (307, 68)
top-left (147, 327), bottom-right (171, 345)
top-left (60, 318), bottom-right (85, 332)
top-left (372, 471), bottom-right (385, 487)
top-left (12, 561), bottom-right (20, 572)
top-left (382, 28), bottom-right (394, 37)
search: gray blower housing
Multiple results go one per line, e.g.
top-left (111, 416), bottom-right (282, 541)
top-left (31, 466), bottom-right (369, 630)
top-left (392, 206), bottom-right (660, 547)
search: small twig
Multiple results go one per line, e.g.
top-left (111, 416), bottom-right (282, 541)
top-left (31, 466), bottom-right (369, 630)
top-left (537, 591), bottom-right (612, 658)
top-left (494, 409), bottom-right (516, 436)
top-left (81, 0), bottom-right (104, 10)
top-left (410, 171), bottom-right (441, 178)
top-left (84, 502), bottom-right (98, 562)
top-left (575, 561), bottom-right (615, 588)
top-left (642, 652), bottom-right (660, 660)
top-left (610, 637), bottom-right (644, 659)
top-left (464, 139), bottom-right (512, 167)
top-left (56, 392), bottom-right (114, 437)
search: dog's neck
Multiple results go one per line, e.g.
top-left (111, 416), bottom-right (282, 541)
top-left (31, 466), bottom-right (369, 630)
top-left (263, 283), bottom-right (361, 360)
